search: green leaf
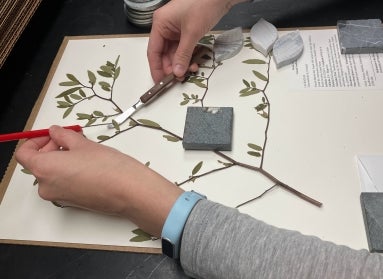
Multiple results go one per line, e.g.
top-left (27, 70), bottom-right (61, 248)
top-left (70, 94), bottom-right (82, 100)
top-left (93, 110), bottom-right (104, 117)
top-left (59, 81), bottom-right (80, 86)
top-left (97, 135), bottom-right (110, 141)
top-left (101, 86), bottom-right (111, 92)
top-left (239, 88), bottom-right (251, 94)
top-left (250, 81), bottom-right (256, 88)
top-left (76, 113), bottom-right (92, 120)
top-left (132, 228), bottom-right (150, 236)
top-left (253, 70), bottom-right (268, 81)
top-left (247, 151), bottom-right (262, 157)
top-left (97, 70), bottom-right (112, 78)
top-left (217, 160), bottom-right (233, 167)
top-left (255, 103), bottom-right (267, 111)
top-left (21, 168), bottom-right (32, 174)
top-left (99, 81), bottom-right (111, 88)
top-left (88, 70), bottom-right (96, 85)
top-left (258, 111), bottom-right (269, 119)
top-left (182, 93), bottom-right (189, 99)
top-left (198, 34), bottom-right (214, 45)
top-left (66, 74), bottom-right (80, 82)
top-left (180, 100), bottom-right (189, 106)
top-left (64, 95), bottom-right (73, 104)
top-left (114, 55), bottom-right (120, 66)
top-left (129, 120), bottom-right (138, 127)
top-left (145, 161), bottom-right (150, 167)
top-left (112, 119), bottom-right (120, 131)
top-left (137, 119), bottom-right (161, 128)
top-left (194, 81), bottom-right (207, 88)
top-left (56, 87), bottom-right (82, 98)
top-left (192, 161), bottom-right (203, 176)
top-left (130, 228), bottom-right (152, 242)
top-left (86, 118), bottom-right (97, 126)
top-left (114, 66), bottom-right (121, 80)
top-left (100, 65), bottom-right (113, 74)
top-left (79, 89), bottom-right (86, 98)
top-left (242, 79), bottom-right (250, 87)
top-left (163, 135), bottom-right (180, 142)
top-left (248, 143), bottom-right (263, 151)
top-left (57, 101), bottom-right (72, 108)
top-left (130, 235), bottom-right (151, 242)
top-left (63, 106), bottom-right (74, 118)
top-left (242, 59), bottom-right (266, 64)
top-left (240, 89), bottom-right (261, 97)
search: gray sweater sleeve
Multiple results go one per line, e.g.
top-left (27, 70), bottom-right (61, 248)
top-left (180, 200), bottom-right (383, 279)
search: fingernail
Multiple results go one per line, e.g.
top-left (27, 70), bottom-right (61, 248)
top-left (174, 64), bottom-right (186, 77)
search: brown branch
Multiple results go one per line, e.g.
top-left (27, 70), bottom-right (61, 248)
top-left (214, 151), bottom-right (322, 207)
top-left (130, 118), bottom-right (183, 140)
top-left (176, 164), bottom-right (234, 186)
top-left (235, 184), bottom-right (277, 208)
top-left (200, 55), bottom-right (221, 107)
top-left (259, 55), bottom-right (272, 169)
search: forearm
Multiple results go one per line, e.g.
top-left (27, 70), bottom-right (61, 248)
top-left (231, 0), bottom-right (264, 5)
top-left (180, 200), bottom-right (383, 279)
top-left (229, 0), bottom-right (253, 6)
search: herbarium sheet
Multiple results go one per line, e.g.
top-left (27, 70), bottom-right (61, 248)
top-left (1, 29), bottom-right (383, 252)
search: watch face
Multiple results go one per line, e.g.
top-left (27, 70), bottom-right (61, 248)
top-left (161, 238), bottom-right (175, 258)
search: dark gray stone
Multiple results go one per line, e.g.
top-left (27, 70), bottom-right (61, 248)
top-left (337, 19), bottom-right (383, 54)
top-left (360, 192), bottom-right (383, 252)
top-left (182, 107), bottom-right (233, 151)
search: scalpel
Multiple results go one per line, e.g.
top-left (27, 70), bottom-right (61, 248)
top-left (108, 46), bottom-right (211, 128)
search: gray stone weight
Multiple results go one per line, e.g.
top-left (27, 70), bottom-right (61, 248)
top-left (182, 107), bottom-right (233, 151)
top-left (337, 19), bottom-right (383, 54)
top-left (360, 192), bottom-right (383, 252)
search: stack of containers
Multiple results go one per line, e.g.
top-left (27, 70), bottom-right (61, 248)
top-left (124, 0), bottom-right (169, 27)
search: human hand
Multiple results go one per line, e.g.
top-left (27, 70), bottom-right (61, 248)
top-left (148, 0), bottom-right (246, 82)
top-left (15, 125), bottom-right (183, 236)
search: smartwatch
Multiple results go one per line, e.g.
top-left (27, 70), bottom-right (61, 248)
top-left (161, 191), bottom-right (206, 259)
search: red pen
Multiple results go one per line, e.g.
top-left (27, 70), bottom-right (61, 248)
top-left (0, 125), bottom-right (82, 142)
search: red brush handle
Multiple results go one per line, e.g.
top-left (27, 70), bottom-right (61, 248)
top-left (0, 125), bottom-right (82, 142)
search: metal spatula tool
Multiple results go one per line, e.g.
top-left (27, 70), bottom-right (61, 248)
top-left (108, 45), bottom-right (211, 128)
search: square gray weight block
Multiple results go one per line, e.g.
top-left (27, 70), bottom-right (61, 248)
top-left (182, 107), bottom-right (233, 151)
top-left (360, 192), bottom-right (383, 252)
top-left (337, 19), bottom-right (383, 54)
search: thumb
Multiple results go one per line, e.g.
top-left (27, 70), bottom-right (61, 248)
top-left (49, 125), bottom-right (84, 150)
top-left (172, 37), bottom-right (198, 78)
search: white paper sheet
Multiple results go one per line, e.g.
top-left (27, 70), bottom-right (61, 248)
top-left (357, 155), bottom-right (383, 192)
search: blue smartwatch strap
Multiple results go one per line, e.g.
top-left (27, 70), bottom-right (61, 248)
top-left (161, 191), bottom-right (206, 259)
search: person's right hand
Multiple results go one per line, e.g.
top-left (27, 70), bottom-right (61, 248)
top-left (147, 0), bottom-right (245, 82)
top-left (15, 125), bottom-right (183, 237)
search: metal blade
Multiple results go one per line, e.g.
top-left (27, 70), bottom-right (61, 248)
top-left (107, 99), bottom-right (144, 128)
top-left (108, 45), bottom-right (212, 129)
